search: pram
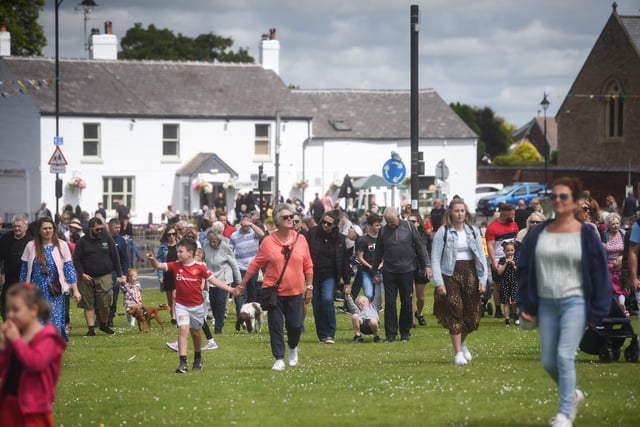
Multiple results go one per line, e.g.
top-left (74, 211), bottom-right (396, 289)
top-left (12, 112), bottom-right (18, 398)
top-left (579, 298), bottom-right (639, 363)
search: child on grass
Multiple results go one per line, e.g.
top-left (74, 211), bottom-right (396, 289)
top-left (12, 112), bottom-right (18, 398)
top-left (147, 238), bottom-right (238, 373)
top-left (496, 241), bottom-right (519, 326)
top-left (0, 283), bottom-right (67, 426)
top-left (121, 268), bottom-right (143, 327)
top-left (345, 293), bottom-right (381, 343)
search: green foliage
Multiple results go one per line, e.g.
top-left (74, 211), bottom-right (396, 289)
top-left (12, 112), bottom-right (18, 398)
top-left (0, 0), bottom-right (46, 56)
top-left (450, 102), bottom-right (515, 163)
top-left (119, 23), bottom-right (254, 63)
top-left (494, 140), bottom-right (544, 166)
top-left (53, 289), bottom-right (637, 426)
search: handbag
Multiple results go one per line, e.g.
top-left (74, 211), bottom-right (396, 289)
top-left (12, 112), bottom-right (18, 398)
top-left (260, 233), bottom-right (300, 311)
top-left (41, 264), bottom-right (63, 297)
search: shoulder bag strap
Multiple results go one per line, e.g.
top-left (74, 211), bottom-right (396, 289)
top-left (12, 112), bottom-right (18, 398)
top-left (274, 232), bottom-right (300, 288)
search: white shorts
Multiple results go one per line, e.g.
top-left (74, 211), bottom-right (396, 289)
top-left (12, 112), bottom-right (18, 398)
top-left (175, 303), bottom-right (206, 329)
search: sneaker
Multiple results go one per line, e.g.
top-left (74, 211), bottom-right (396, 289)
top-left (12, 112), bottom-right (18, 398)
top-left (171, 319), bottom-right (177, 325)
top-left (272, 359), bottom-right (285, 371)
top-left (570, 389), bottom-right (584, 422)
top-left (165, 341), bottom-right (179, 352)
top-left (192, 358), bottom-right (203, 371)
top-left (351, 335), bottom-right (364, 343)
top-left (374, 336), bottom-right (382, 343)
top-left (461, 342), bottom-right (473, 361)
top-left (85, 329), bottom-right (96, 337)
top-left (288, 347), bottom-right (299, 366)
top-left (175, 360), bottom-right (188, 374)
top-left (320, 337), bottom-right (335, 344)
top-left (495, 307), bottom-right (504, 319)
top-left (401, 335), bottom-right (410, 342)
top-left (549, 413), bottom-right (572, 427)
top-left (99, 324), bottom-right (115, 335)
top-left (385, 336), bottom-right (396, 343)
top-left (415, 312), bottom-right (427, 326)
top-left (514, 318), bottom-right (520, 326)
top-left (454, 352), bottom-right (468, 366)
top-left (202, 338), bottom-right (218, 350)
top-left (505, 319), bottom-right (511, 327)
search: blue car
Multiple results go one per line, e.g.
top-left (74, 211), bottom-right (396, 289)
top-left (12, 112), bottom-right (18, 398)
top-left (476, 183), bottom-right (547, 216)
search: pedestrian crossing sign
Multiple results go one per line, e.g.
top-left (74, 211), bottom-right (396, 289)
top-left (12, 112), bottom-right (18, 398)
top-left (48, 146), bottom-right (68, 166)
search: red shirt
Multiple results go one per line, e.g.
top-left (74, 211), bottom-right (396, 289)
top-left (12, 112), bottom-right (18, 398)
top-left (485, 219), bottom-right (519, 260)
top-left (166, 261), bottom-right (212, 306)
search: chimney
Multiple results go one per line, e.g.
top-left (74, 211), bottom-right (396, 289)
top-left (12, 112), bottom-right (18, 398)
top-left (0, 22), bottom-right (10, 57)
top-left (259, 28), bottom-right (280, 75)
top-left (89, 21), bottom-right (118, 60)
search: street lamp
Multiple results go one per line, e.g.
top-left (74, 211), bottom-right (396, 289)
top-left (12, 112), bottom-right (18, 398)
top-left (540, 92), bottom-right (550, 187)
top-left (78, 0), bottom-right (98, 51)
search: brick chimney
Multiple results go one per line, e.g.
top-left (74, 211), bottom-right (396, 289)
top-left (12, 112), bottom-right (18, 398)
top-left (0, 22), bottom-right (10, 57)
top-left (259, 28), bottom-right (280, 75)
top-left (89, 21), bottom-right (118, 60)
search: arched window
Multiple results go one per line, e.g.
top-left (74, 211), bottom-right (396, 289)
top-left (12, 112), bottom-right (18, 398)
top-left (603, 80), bottom-right (624, 138)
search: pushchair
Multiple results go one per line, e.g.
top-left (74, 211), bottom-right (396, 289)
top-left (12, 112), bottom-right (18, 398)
top-left (480, 281), bottom-right (493, 317)
top-left (579, 298), bottom-right (639, 363)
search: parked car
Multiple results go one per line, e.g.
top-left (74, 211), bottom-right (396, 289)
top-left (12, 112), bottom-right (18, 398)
top-left (475, 183), bottom-right (504, 209)
top-left (476, 182), bottom-right (547, 216)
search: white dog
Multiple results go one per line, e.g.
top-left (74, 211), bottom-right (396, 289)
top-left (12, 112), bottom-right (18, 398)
top-left (235, 302), bottom-right (264, 333)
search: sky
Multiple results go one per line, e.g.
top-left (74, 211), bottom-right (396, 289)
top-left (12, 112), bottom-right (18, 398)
top-left (37, 0), bottom-right (640, 127)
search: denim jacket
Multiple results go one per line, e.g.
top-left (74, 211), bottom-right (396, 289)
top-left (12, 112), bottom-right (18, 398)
top-left (155, 243), bottom-right (169, 281)
top-left (431, 224), bottom-right (488, 287)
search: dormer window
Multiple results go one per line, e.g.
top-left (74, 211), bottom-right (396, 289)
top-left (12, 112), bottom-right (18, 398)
top-left (329, 120), bottom-right (351, 131)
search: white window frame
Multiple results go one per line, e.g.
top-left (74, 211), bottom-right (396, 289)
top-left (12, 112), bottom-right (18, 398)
top-left (82, 122), bottom-right (101, 162)
top-left (102, 176), bottom-right (135, 212)
top-left (162, 123), bottom-right (180, 161)
top-left (254, 123), bottom-right (271, 162)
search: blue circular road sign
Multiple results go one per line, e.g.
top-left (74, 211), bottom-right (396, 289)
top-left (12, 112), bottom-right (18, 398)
top-left (382, 158), bottom-right (406, 185)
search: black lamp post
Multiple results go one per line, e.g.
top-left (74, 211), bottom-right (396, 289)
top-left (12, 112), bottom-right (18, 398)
top-left (78, 0), bottom-right (98, 51)
top-left (540, 92), bottom-right (550, 187)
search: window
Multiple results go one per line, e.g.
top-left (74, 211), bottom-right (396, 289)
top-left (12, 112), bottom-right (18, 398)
top-left (163, 124), bottom-right (179, 157)
top-left (328, 119), bottom-right (352, 131)
top-left (254, 124), bottom-right (270, 159)
top-left (603, 80), bottom-right (624, 138)
top-left (83, 123), bottom-right (100, 158)
top-left (103, 176), bottom-right (135, 211)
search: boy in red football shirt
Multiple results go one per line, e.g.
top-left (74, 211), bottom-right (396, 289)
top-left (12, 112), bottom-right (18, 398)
top-left (148, 238), bottom-right (238, 373)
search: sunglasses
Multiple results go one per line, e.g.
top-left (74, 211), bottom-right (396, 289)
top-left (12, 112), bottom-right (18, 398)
top-left (582, 206), bottom-right (591, 212)
top-left (281, 245), bottom-right (292, 260)
top-left (293, 220), bottom-right (300, 224)
top-left (322, 220), bottom-right (334, 227)
top-left (529, 220), bottom-right (542, 225)
top-left (280, 214), bottom-right (294, 221)
top-left (550, 193), bottom-right (570, 201)
top-left (167, 232), bottom-right (176, 236)
top-left (409, 219), bottom-right (418, 223)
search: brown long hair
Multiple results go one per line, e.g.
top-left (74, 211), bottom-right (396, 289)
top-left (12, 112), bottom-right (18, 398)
top-left (34, 217), bottom-right (62, 270)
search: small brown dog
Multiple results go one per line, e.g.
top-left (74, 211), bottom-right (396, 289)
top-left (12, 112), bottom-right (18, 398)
top-left (127, 305), bottom-right (168, 333)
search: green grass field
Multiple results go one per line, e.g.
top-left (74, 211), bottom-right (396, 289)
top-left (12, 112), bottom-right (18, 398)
top-left (55, 289), bottom-right (638, 427)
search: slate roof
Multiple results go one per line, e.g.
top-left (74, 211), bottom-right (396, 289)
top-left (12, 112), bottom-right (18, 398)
top-left (2, 57), bottom-right (295, 118)
top-left (176, 153), bottom-right (238, 177)
top-left (513, 117), bottom-right (558, 151)
top-left (620, 16), bottom-right (640, 55)
top-left (292, 89), bottom-right (476, 140)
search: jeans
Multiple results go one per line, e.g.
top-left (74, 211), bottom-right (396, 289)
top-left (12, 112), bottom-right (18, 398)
top-left (312, 276), bottom-right (337, 341)
top-left (538, 296), bottom-right (586, 417)
top-left (383, 270), bottom-right (414, 339)
top-left (360, 270), bottom-right (375, 301)
top-left (240, 270), bottom-right (260, 303)
top-left (268, 294), bottom-right (303, 360)
top-left (209, 287), bottom-right (228, 333)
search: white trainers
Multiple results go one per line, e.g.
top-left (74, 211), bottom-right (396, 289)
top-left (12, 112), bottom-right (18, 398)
top-left (461, 342), bottom-right (472, 361)
top-left (549, 413), bottom-right (572, 427)
top-left (272, 359), bottom-right (286, 371)
top-left (202, 338), bottom-right (218, 350)
top-left (570, 389), bottom-right (584, 422)
top-left (288, 346), bottom-right (298, 366)
top-left (454, 352), bottom-right (468, 366)
top-left (165, 341), bottom-right (178, 352)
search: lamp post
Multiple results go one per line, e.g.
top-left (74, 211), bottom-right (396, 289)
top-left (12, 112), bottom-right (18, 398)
top-left (55, 1), bottom-right (63, 219)
top-left (540, 92), bottom-right (550, 187)
top-left (78, 0), bottom-right (98, 51)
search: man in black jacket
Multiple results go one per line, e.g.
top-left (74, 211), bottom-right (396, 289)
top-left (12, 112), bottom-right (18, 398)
top-left (73, 217), bottom-right (126, 336)
top-left (372, 207), bottom-right (431, 342)
top-left (305, 210), bottom-right (351, 344)
top-left (0, 214), bottom-right (32, 320)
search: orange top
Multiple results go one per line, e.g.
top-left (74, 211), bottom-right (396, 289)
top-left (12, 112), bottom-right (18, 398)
top-left (246, 231), bottom-right (313, 296)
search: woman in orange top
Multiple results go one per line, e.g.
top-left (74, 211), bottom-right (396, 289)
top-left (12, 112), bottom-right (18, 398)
top-left (237, 203), bottom-right (313, 371)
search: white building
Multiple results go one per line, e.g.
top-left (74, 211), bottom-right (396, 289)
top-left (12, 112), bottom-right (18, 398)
top-left (0, 24), bottom-right (477, 223)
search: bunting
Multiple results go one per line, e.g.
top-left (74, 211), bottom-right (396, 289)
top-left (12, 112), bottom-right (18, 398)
top-left (0, 78), bottom-right (53, 97)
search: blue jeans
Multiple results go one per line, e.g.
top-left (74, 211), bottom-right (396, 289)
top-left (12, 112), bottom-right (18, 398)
top-left (360, 270), bottom-right (375, 301)
top-left (538, 296), bottom-right (586, 417)
top-left (312, 276), bottom-right (337, 341)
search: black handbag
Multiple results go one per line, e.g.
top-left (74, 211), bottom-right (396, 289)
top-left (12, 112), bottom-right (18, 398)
top-left (41, 263), bottom-right (62, 297)
top-left (260, 233), bottom-right (300, 311)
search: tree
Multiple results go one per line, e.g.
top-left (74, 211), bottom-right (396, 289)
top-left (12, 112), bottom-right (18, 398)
top-left (119, 23), bottom-right (254, 63)
top-left (493, 140), bottom-right (543, 166)
top-left (449, 102), bottom-right (514, 163)
top-left (0, 0), bottom-right (46, 56)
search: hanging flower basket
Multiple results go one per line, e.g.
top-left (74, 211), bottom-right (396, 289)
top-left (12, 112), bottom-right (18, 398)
top-left (330, 178), bottom-right (343, 190)
top-left (67, 176), bottom-right (87, 190)
top-left (192, 178), bottom-right (213, 194)
top-left (294, 179), bottom-right (309, 189)
top-left (222, 180), bottom-right (236, 190)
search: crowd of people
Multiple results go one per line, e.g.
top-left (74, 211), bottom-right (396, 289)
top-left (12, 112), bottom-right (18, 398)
top-left (1, 182), bottom-right (638, 426)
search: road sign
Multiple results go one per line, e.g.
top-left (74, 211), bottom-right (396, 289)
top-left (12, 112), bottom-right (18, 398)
top-left (382, 158), bottom-right (406, 185)
top-left (54, 136), bottom-right (63, 145)
top-left (50, 165), bottom-right (66, 174)
top-left (435, 159), bottom-right (449, 181)
top-left (48, 146), bottom-right (68, 166)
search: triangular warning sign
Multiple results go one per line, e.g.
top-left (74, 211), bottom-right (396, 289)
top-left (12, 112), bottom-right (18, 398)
top-left (48, 146), bottom-right (68, 166)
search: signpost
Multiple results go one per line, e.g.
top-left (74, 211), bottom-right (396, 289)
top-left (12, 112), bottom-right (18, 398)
top-left (48, 145), bottom-right (68, 215)
top-left (382, 156), bottom-right (406, 208)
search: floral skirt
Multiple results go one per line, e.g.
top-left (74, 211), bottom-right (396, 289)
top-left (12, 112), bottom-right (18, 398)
top-left (433, 260), bottom-right (482, 335)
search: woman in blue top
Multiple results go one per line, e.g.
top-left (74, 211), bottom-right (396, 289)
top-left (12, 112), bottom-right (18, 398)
top-left (431, 199), bottom-right (488, 366)
top-left (517, 177), bottom-right (611, 427)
